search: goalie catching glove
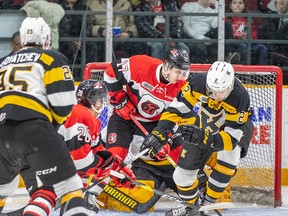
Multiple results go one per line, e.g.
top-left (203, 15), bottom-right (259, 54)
top-left (112, 94), bottom-right (136, 120)
top-left (179, 125), bottom-right (213, 149)
top-left (140, 126), bottom-right (173, 160)
top-left (92, 151), bottom-right (136, 189)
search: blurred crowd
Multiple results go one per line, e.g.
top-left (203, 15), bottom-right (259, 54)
top-left (1, 0), bottom-right (288, 81)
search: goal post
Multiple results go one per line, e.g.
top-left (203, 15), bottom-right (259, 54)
top-left (83, 63), bottom-right (283, 207)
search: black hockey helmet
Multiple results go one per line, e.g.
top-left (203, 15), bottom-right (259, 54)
top-left (76, 80), bottom-right (108, 108)
top-left (163, 48), bottom-right (190, 71)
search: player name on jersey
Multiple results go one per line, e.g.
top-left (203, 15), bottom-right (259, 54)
top-left (1, 52), bottom-right (41, 66)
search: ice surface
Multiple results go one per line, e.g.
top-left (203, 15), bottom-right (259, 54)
top-left (3, 187), bottom-right (288, 215)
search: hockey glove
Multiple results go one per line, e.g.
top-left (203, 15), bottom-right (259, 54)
top-left (179, 125), bottom-right (213, 149)
top-left (113, 95), bottom-right (136, 120)
top-left (140, 126), bottom-right (173, 160)
top-left (111, 155), bottom-right (136, 189)
top-left (93, 151), bottom-right (115, 179)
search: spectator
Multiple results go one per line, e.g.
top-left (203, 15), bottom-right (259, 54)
top-left (133, 0), bottom-right (189, 60)
top-left (0, 31), bottom-right (21, 63)
top-left (58, 0), bottom-right (98, 81)
top-left (86, 0), bottom-right (146, 61)
top-left (0, 0), bottom-right (27, 9)
top-left (258, 0), bottom-right (288, 66)
top-left (226, 0), bottom-right (269, 65)
top-left (21, 0), bottom-right (65, 50)
top-left (180, 0), bottom-right (239, 64)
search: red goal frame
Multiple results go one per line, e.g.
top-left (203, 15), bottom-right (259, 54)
top-left (83, 63), bottom-right (283, 207)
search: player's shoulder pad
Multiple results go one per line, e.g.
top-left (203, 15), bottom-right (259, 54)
top-left (35, 49), bottom-right (69, 67)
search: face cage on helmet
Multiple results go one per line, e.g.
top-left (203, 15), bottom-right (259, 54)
top-left (90, 95), bottom-right (108, 114)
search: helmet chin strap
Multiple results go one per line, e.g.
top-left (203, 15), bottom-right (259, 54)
top-left (91, 104), bottom-right (104, 117)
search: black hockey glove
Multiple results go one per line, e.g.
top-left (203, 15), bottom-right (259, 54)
top-left (140, 126), bottom-right (173, 160)
top-left (179, 125), bottom-right (213, 149)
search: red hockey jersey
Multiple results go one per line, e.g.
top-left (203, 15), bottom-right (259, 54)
top-left (58, 104), bottom-right (105, 173)
top-left (104, 55), bottom-right (187, 122)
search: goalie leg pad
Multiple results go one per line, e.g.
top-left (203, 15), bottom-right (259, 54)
top-left (97, 179), bottom-right (156, 212)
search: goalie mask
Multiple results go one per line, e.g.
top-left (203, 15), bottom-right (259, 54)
top-left (162, 48), bottom-right (190, 83)
top-left (206, 61), bottom-right (235, 102)
top-left (76, 80), bottom-right (108, 114)
top-left (20, 17), bottom-right (51, 50)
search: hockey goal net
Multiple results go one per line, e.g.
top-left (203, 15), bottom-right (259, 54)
top-left (83, 63), bottom-right (283, 207)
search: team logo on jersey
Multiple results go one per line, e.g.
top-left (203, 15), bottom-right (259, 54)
top-left (141, 100), bottom-right (160, 115)
top-left (108, 133), bottom-right (117, 144)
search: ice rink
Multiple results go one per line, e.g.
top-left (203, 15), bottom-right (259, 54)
top-left (3, 187), bottom-right (288, 216)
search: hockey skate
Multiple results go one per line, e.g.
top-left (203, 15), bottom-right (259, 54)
top-left (165, 203), bottom-right (213, 216)
top-left (84, 191), bottom-right (102, 213)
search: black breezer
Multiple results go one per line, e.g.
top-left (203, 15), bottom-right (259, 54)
top-left (0, 119), bottom-right (77, 185)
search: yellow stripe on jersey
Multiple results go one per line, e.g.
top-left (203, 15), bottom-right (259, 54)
top-left (225, 111), bottom-right (249, 124)
top-left (0, 94), bottom-right (52, 122)
top-left (43, 67), bottom-right (67, 86)
top-left (61, 190), bottom-right (84, 205)
top-left (191, 91), bottom-right (206, 105)
top-left (219, 131), bottom-right (233, 151)
top-left (181, 86), bottom-right (198, 107)
top-left (40, 53), bottom-right (54, 66)
top-left (214, 163), bottom-right (235, 176)
top-left (179, 117), bottom-right (197, 125)
top-left (160, 111), bottom-right (181, 125)
top-left (50, 108), bottom-right (68, 125)
top-left (219, 101), bottom-right (237, 114)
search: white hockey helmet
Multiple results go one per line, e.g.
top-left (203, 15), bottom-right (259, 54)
top-left (206, 61), bottom-right (235, 101)
top-left (20, 17), bottom-right (51, 50)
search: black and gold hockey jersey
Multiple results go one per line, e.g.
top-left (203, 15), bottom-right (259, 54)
top-left (158, 73), bottom-right (252, 157)
top-left (0, 48), bottom-right (75, 126)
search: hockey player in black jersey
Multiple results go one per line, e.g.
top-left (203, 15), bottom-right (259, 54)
top-left (141, 61), bottom-right (254, 216)
top-left (0, 17), bottom-right (90, 215)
